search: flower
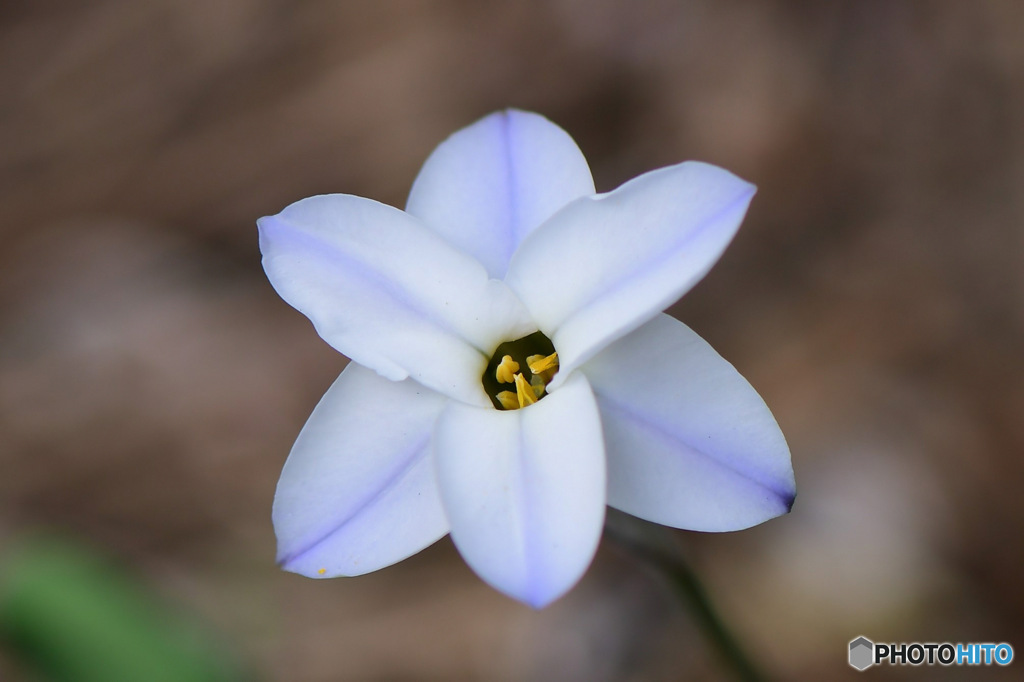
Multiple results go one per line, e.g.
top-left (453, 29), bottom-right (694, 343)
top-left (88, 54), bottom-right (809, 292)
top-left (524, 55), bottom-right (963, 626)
top-left (258, 110), bottom-right (795, 608)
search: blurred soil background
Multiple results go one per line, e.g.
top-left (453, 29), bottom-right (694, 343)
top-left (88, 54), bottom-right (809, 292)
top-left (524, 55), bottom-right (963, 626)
top-left (2, 1), bottom-right (1023, 680)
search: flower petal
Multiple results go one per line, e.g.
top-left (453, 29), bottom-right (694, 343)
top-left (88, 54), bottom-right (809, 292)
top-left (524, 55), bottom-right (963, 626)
top-left (582, 314), bottom-right (795, 531)
top-left (259, 194), bottom-right (535, 406)
top-left (505, 162), bottom-right (756, 386)
top-left (433, 372), bottom-right (605, 607)
top-left (274, 363), bottom-right (450, 577)
top-left (406, 110), bottom-right (595, 279)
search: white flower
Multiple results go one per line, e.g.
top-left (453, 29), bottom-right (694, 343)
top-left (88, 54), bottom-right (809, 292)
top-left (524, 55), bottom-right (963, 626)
top-left (258, 110), bottom-right (795, 608)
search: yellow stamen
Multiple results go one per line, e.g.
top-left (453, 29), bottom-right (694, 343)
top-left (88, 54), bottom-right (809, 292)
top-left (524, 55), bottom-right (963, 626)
top-left (527, 352), bottom-right (559, 375)
top-left (496, 391), bottom-right (520, 410)
top-left (514, 373), bottom-right (537, 408)
top-left (317, 568), bottom-right (326, 575)
top-left (495, 355), bottom-right (520, 384)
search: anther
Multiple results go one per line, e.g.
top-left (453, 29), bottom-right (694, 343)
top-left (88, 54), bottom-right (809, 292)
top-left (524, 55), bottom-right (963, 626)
top-left (529, 374), bottom-right (547, 399)
top-left (527, 352), bottom-right (559, 375)
top-left (495, 391), bottom-right (520, 410)
top-left (495, 355), bottom-right (520, 384)
top-left (514, 373), bottom-right (537, 408)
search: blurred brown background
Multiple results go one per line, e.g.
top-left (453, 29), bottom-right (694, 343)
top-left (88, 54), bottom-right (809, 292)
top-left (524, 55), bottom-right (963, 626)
top-left (2, 1), bottom-right (1023, 680)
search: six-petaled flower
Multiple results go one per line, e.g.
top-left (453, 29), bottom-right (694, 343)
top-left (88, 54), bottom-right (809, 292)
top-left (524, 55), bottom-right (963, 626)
top-left (258, 110), bottom-right (795, 608)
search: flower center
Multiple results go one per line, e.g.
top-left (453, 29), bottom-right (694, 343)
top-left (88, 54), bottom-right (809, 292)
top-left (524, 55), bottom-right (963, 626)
top-left (482, 331), bottom-right (559, 410)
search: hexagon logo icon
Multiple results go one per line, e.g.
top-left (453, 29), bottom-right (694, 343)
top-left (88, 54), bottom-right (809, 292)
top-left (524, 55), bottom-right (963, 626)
top-left (849, 636), bottom-right (874, 671)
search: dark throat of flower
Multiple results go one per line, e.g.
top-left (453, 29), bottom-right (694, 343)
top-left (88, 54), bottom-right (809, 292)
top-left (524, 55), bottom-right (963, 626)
top-left (481, 331), bottom-right (559, 410)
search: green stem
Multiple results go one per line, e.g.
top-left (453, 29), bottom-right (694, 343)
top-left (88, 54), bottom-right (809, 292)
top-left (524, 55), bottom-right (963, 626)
top-left (604, 511), bottom-right (768, 682)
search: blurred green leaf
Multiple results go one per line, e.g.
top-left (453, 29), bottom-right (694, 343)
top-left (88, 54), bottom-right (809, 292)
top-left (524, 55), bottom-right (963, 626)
top-left (0, 536), bottom-right (249, 682)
